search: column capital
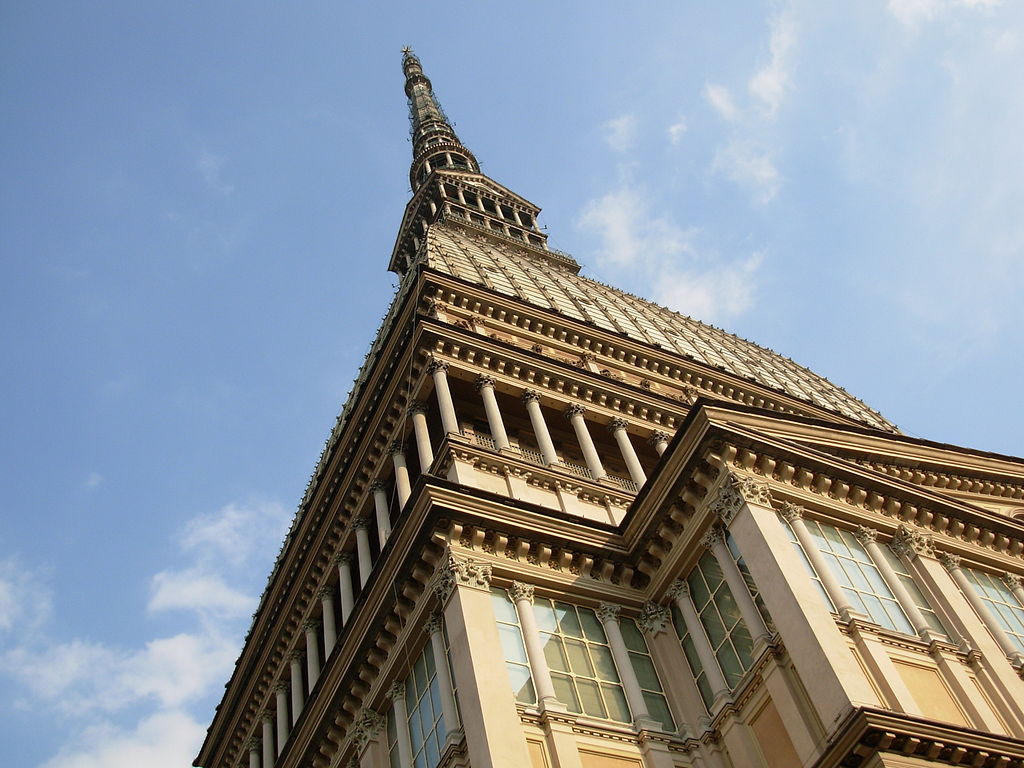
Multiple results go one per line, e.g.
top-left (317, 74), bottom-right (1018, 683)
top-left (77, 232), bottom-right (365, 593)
top-left (433, 551), bottom-right (492, 603)
top-left (261, 708), bottom-right (275, 721)
top-left (666, 578), bottom-right (689, 601)
top-left (351, 515), bottom-right (370, 531)
top-left (648, 430), bottom-right (671, 446)
top-left (350, 708), bottom-right (385, 751)
top-left (426, 359), bottom-right (449, 376)
top-left (563, 403), bottom-right (586, 419)
top-left (854, 525), bottom-right (877, 548)
top-left (301, 619), bottom-right (319, 633)
top-left (244, 736), bottom-right (261, 750)
top-left (596, 602), bottom-right (621, 624)
top-left (388, 680), bottom-right (406, 701)
top-left (700, 524), bottom-right (727, 550)
top-left (708, 470), bottom-right (772, 523)
top-left (424, 611), bottom-right (444, 634)
top-left (272, 680), bottom-right (289, 694)
top-left (408, 400), bottom-right (428, 415)
top-left (606, 417), bottom-right (630, 433)
top-left (1003, 573), bottom-right (1023, 592)
top-left (637, 602), bottom-right (670, 637)
top-left (778, 500), bottom-right (804, 523)
top-left (890, 524), bottom-right (936, 560)
top-left (388, 441), bottom-right (406, 456)
top-left (316, 585), bottom-right (333, 601)
top-left (369, 479), bottom-right (387, 493)
top-left (474, 374), bottom-right (496, 391)
top-left (333, 550), bottom-right (354, 565)
top-left (521, 389), bottom-right (541, 404)
top-left (287, 650), bottom-right (304, 663)
top-left (939, 551), bottom-right (961, 572)
top-left (508, 580), bottom-right (534, 603)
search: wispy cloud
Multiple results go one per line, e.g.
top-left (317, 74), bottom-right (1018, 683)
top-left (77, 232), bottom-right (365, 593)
top-left (713, 140), bottom-right (781, 204)
top-left (704, 83), bottom-right (739, 122)
top-left (667, 116), bottom-right (688, 144)
top-left (748, 9), bottom-right (797, 118)
top-left (0, 499), bottom-right (289, 766)
top-left (887, 0), bottom-right (1001, 27)
top-left (197, 151), bottom-right (235, 196)
top-left (602, 114), bottom-right (638, 152)
top-left (84, 472), bottom-right (103, 490)
top-left (578, 183), bottom-right (762, 323)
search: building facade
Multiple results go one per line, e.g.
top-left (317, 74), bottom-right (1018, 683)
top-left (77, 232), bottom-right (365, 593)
top-left (195, 52), bottom-right (1024, 768)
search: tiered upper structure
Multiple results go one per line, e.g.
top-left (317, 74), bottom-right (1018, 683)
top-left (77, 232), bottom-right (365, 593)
top-left (196, 52), bottom-right (1024, 768)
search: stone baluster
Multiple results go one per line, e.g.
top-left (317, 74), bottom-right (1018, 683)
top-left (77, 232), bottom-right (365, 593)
top-left (564, 404), bottom-right (606, 481)
top-left (522, 390), bottom-right (558, 466)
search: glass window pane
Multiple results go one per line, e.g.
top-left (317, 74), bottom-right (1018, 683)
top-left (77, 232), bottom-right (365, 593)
top-left (713, 587), bottom-right (742, 629)
top-left (564, 638), bottom-right (595, 677)
top-left (590, 643), bottom-right (618, 680)
top-left (576, 677), bottom-right (607, 718)
top-left (695, 673), bottom-right (713, 710)
top-left (681, 634), bottom-right (703, 676)
top-left (629, 652), bottom-right (660, 691)
top-left (556, 603), bottom-right (583, 637)
top-left (717, 643), bottom-right (743, 687)
top-left (490, 590), bottom-right (519, 623)
top-left (424, 736), bottom-right (440, 767)
top-left (542, 633), bottom-right (569, 672)
top-left (601, 683), bottom-right (631, 723)
top-left (701, 606), bottom-right (727, 647)
top-left (497, 624), bottom-right (529, 664)
top-left (687, 571), bottom-right (711, 610)
top-left (619, 618), bottom-right (647, 652)
top-left (551, 672), bottom-right (581, 713)
top-left (643, 691), bottom-right (675, 731)
top-left (507, 663), bottom-right (536, 704)
top-left (732, 622), bottom-right (754, 667)
top-left (700, 553), bottom-right (725, 589)
top-left (580, 609), bottom-right (607, 643)
top-left (534, 599), bottom-right (558, 632)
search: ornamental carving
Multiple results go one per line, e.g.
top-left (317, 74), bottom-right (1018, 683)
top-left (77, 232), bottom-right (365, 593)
top-left (564, 403), bottom-right (586, 419)
top-left (708, 471), bottom-right (772, 523)
top-left (388, 680), bottom-right (406, 700)
top-left (853, 526), bottom-right (877, 548)
top-left (426, 359), bottom-right (449, 375)
top-left (666, 578), bottom-right (689, 601)
top-left (432, 552), bottom-right (492, 603)
top-left (316, 586), bottom-right (333, 601)
top-left (424, 612), bottom-right (444, 634)
top-left (778, 501), bottom-right (804, 523)
top-left (369, 480), bottom-right (387, 493)
top-left (350, 516), bottom-right (370, 531)
top-left (350, 708), bottom-right (385, 751)
top-left (272, 680), bottom-right (289, 694)
top-left (408, 400), bottom-right (428, 415)
top-left (1004, 573), bottom-right (1023, 593)
top-left (648, 431), bottom-right (671, 447)
top-left (637, 602), bottom-right (670, 637)
top-left (333, 551), bottom-right (354, 565)
top-left (287, 650), bottom-right (304, 663)
top-left (301, 619), bottom-right (319, 633)
top-left (889, 524), bottom-right (935, 560)
top-left (939, 552), bottom-right (961, 572)
top-left (508, 581), bottom-right (534, 603)
top-left (474, 374), bottom-right (496, 391)
top-left (596, 602), bottom-right (621, 624)
top-left (521, 389), bottom-right (541, 404)
top-left (388, 441), bottom-right (406, 456)
top-left (701, 524), bottom-right (727, 550)
top-left (607, 418), bottom-right (630, 433)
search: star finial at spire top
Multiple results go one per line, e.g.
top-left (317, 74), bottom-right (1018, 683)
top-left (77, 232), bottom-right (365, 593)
top-left (401, 46), bottom-right (413, 55)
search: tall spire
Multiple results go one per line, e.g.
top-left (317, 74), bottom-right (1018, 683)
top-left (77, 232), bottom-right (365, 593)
top-left (401, 48), bottom-right (479, 191)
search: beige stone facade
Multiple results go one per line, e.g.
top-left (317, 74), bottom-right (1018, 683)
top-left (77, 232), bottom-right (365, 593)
top-left (195, 52), bottom-right (1024, 768)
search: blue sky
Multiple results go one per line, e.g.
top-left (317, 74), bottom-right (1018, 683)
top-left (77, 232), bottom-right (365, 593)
top-left (1, 2), bottom-right (1022, 766)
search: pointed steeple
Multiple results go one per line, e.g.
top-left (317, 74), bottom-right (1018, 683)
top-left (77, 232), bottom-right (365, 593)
top-left (402, 48), bottom-right (480, 191)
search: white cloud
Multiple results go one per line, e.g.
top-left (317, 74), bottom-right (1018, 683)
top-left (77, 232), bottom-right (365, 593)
top-left (887, 0), bottom-right (1001, 26)
top-left (578, 184), bottom-right (762, 323)
top-left (748, 9), bottom-right (797, 118)
top-left (704, 83), bottom-right (739, 122)
top-left (0, 558), bottom-right (51, 634)
top-left (667, 116), bottom-right (688, 144)
top-left (149, 568), bottom-right (253, 617)
top-left (602, 114), bottom-right (638, 152)
top-left (38, 710), bottom-right (207, 768)
top-left (712, 140), bottom-right (781, 204)
top-left (85, 472), bottom-right (103, 489)
top-left (197, 150), bottom-right (235, 196)
top-left (180, 499), bottom-right (289, 566)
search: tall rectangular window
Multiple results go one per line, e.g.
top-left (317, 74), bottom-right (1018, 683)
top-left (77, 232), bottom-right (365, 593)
top-left (619, 617), bottom-right (675, 730)
top-left (964, 568), bottom-right (1024, 653)
top-left (490, 588), bottom-right (536, 705)
top-left (798, 519), bottom-right (914, 634)
top-left (878, 544), bottom-right (946, 637)
top-left (670, 602), bottom-right (713, 710)
top-left (386, 642), bottom-right (447, 768)
top-left (687, 550), bottom-right (754, 688)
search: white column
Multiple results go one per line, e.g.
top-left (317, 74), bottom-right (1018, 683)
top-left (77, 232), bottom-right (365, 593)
top-left (303, 620), bottom-right (320, 692)
top-left (667, 579), bottom-right (731, 708)
top-left (335, 552), bottom-right (355, 624)
top-left (426, 612), bottom-right (461, 739)
top-left (261, 710), bottom-right (274, 767)
top-left (317, 587), bottom-right (337, 658)
top-left (703, 525), bottom-right (770, 645)
top-left (595, 602), bottom-right (652, 726)
top-left (389, 681), bottom-right (414, 767)
top-left (246, 737), bottom-right (260, 768)
top-left (607, 418), bottom-right (646, 486)
top-left (273, 682), bottom-right (289, 756)
top-left (942, 553), bottom-right (1024, 666)
top-left (648, 430), bottom-right (670, 456)
top-left (370, 481), bottom-right (392, 548)
top-left (354, 518), bottom-right (373, 588)
top-left (427, 360), bottom-right (459, 435)
top-left (389, 443), bottom-right (412, 508)
top-left (508, 581), bottom-right (560, 708)
top-left (409, 402), bottom-right (434, 471)
top-left (564, 404), bottom-right (606, 481)
top-left (780, 505), bottom-right (858, 620)
top-left (476, 375), bottom-right (510, 450)
top-left (856, 526), bottom-right (937, 642)
top-left (522, 390), bottom-right (559, 466)
top-left (288, 652), bottom-right (304, 724)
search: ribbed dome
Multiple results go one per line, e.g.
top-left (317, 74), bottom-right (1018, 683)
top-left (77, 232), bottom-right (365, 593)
top-left (425, 223), bottom-right (895, 433)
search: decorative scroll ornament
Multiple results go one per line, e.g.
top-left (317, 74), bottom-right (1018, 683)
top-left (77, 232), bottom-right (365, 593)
top-left (1003, 573), bottom-right (1023, 592)
top-left (350, 708), bottom-right (385, 751)
top-left (708, 471), bottom-right (772, 523)
top-left (700, 524), bottom-right (727, 550)
top-left (648, 430), bottom-right (671, 447)
top-left (778, 501), bottom-right (804, 523)
top-left (521, 389), bottom-right (541, 404)
top-left (637, 602), bottom-right (670, 637)
top-left (666, 578), bottom-right (689, 601)
top-left (508, 581), bottom-right (534, 603)
top-left (889, 524), bottom-right (935, 560)
top-left (425, 359), bottom-right (449, 375)
top-left (596, 602), bottom-right (622, 624)
top-left (301, 618), bottom-right (319, 633)
top-left (939, 552), bottom-right (961, 572)
top-left (424, 612), bottom-right (444, 634)
top-left (432, 552), bottom-right (492, 603)
top-left (387, 680), bottom-right (406, 701)
top-left (563, 403), bottom-right (586, 419)
top-left (853, 526), bottom-right (877, 548)
top-left (607, 417), bottom-right (630, 433)
top-left (474, 374), bottom-right (496, 391)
